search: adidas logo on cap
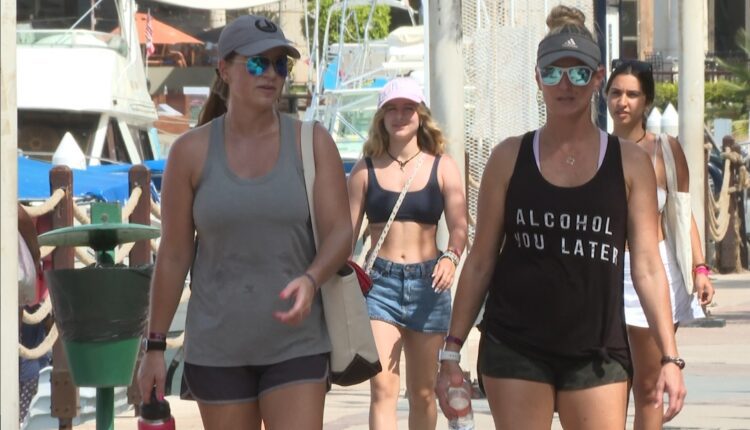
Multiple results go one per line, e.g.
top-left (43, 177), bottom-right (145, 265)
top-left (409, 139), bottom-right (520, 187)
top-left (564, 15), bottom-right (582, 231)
top-left (562, 38), bottom-right (578, 49)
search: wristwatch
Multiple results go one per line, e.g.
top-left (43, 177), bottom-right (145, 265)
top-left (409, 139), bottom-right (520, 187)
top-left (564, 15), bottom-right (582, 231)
top-left (143, 337), bottom-right (167, 352)
top-left (438, 349), bottom-right (461, 362)
top-left (660, 355), bottom-right (686, 369)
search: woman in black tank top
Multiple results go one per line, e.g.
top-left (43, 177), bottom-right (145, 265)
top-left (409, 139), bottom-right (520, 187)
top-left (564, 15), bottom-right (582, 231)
top-left (435, 6), bottom-right (686, 429)
top-left (347, 77), bottom-right (468, 429)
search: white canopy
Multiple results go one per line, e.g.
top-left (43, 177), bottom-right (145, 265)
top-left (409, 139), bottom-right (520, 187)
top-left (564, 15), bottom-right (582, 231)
top-left (150, 0), bottom-right (278, 10)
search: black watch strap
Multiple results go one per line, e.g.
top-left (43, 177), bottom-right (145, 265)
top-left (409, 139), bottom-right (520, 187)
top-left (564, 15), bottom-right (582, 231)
top-left (143, 338), bottom-right (167, 352)
top-left (660, 355), bottom-right (686, 369)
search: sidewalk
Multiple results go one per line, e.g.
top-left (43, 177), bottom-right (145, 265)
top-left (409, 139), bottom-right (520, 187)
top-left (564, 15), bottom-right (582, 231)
top-left (77, 272), bottom-right (750, 429)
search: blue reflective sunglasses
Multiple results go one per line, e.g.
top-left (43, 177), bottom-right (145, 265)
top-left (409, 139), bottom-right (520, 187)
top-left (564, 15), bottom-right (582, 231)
top-left (538, 65), bottom-right (594, 86)
top-left (242, 55), bottom-right (292, 77)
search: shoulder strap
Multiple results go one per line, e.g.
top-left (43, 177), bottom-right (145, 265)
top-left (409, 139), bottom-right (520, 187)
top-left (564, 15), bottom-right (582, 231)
top-left (301, 120), bottom-right (320, 249)
top-left (659, 133), bottom-right (678, 193)
top-left (363, 153), bottom-right (425, 273)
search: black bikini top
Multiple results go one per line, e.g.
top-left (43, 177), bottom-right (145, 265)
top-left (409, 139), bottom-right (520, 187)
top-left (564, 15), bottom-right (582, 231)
top-left (364, 156), bottom-right (444, 225)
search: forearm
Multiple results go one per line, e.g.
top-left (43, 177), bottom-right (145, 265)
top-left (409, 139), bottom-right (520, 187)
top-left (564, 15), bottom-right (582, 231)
top-left (633, 268), bottom-right (679, 356)
top-left (445, 257), bottom-right (493, 350)
top-left (308, 222), bottom-right (352, 287)
top-left (147, 254), bottom-right (192, 335)
top-left (689, 214), bottom-right (706, 266)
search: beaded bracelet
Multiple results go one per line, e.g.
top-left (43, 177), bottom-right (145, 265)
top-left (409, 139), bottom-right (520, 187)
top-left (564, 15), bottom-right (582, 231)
top-left (439, 249), bottom-right (460, 266)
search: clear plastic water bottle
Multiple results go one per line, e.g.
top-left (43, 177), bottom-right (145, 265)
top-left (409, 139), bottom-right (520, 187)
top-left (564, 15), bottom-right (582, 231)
top-left (447, 380), bottom-right (474, 430)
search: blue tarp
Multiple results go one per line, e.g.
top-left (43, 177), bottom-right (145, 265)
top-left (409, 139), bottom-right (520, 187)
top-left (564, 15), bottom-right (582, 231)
top-left (18, 156), bottom-right (164, 203)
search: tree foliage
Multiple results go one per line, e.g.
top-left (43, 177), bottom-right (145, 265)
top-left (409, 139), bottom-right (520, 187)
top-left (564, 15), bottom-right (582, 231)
top-left (304, 0), bottom-right (391, 51)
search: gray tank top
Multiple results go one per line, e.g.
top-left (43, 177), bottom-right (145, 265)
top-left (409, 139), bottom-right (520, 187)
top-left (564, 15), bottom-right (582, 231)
top-left (185, 113), bottom-right (330, 366)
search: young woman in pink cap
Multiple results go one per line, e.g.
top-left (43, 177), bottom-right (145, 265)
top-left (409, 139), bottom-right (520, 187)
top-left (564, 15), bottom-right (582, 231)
top-left (138, 15), bottom-right (352, 430)
top-left (435, 5), bottom-right (685, 428)
top-left (347, 76), bottom-right (468, 429)
top-left (606, 59), bottom-right (714, 430)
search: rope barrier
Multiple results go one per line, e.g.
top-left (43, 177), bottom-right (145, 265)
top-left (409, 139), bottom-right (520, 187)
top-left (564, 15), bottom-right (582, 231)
top-left (22, 296), bottom-right (52, 325)
top-left (22, 189), bottom-right (66, 217)
top-left (151, 199), bottom-right (161, 219)
top-left (121, 186), bottom-right (142, 219)
top-left (72, 202), bottom-right (91, 224)
top-left (19, 324), bottom-right (58, 360)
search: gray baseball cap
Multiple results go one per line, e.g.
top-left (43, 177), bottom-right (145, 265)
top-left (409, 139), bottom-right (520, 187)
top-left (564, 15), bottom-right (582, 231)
top-left (537, 32), bottom-right (601, 69)
top-left (218, 15), bottom-right (301, 60)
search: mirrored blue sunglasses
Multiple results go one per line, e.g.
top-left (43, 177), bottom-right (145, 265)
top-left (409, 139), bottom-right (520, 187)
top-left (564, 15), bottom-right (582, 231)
top-left (538, 65), bottom-right (594, 86)
top-left (243, 55), bottom-right (292, 77)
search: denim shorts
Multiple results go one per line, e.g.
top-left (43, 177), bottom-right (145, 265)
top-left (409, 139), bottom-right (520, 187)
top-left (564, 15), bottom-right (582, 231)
top-left (366, 257), bottom-right (451, 333)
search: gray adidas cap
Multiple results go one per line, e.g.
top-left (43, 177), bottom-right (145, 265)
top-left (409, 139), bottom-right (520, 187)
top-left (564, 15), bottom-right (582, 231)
top-left (537, 32), bottom-right (601, 69)
top-left (218, 15), bottom-right (301, 60)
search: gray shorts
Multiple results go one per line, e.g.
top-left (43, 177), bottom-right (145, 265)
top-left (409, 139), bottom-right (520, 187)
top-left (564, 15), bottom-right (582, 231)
top-left (181, 353), bottom-right (329, 403)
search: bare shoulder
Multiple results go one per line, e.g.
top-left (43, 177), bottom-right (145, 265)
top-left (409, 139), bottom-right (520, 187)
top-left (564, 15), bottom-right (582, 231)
top-left (485, 134), bottom-right (524, 178)
top-left (619, 137), bottom-right (655, 184)
top-left (168, 121), bottom-right (211, 162)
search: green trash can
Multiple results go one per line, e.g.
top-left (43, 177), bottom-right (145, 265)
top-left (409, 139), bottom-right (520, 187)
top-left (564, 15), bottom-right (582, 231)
top-left (46, 265), bottom-right (151, 387)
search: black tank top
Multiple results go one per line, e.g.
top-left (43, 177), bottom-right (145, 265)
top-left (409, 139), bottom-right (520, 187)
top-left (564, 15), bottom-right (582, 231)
top-left (364, 156), bottom-right (444, 225)
top-left (482, 131), bottom-right (630, 370)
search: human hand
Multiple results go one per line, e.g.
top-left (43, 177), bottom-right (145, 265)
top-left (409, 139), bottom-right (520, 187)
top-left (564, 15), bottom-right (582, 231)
top-left (432, 258), bottom-right (456, 293)
top-left (435, 360), bottom-right (466, 420)
top-left (694, 273), bottom-right (715, 306)
top-left (137, 351), bottom-right (166, 404)
top-left (652, 361), bottom-right (686, 422)
top-left (274, 275), bottom-right (317, 325)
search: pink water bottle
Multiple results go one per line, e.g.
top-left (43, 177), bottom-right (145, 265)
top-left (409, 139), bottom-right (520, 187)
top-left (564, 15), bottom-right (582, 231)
top-left (138, 389), bottom-right (176, 430)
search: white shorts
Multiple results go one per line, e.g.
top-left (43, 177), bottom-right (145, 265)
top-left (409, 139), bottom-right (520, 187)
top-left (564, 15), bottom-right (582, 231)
top-left (623, 241), bottom-right (705, 328)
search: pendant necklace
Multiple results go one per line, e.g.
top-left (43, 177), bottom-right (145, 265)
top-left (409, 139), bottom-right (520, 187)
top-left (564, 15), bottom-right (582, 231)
top-left (634, 130), bottom-right (647, 145)
top-left (565, 155), bottom-right (575, 166)
top-left (387, 149), bottom-right (421, 171)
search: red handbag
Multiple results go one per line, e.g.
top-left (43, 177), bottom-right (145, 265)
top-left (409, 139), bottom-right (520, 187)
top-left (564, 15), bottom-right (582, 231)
top-left (347, 260), bottom-right (373, 295)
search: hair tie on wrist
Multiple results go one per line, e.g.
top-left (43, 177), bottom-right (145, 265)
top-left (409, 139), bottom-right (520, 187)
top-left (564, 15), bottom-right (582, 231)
top-left (303, 272), bottom-right (319, 291)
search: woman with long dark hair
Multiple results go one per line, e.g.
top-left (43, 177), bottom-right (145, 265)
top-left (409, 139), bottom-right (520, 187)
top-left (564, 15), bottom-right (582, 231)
top-left (606, 58), bottom-right (714, 430)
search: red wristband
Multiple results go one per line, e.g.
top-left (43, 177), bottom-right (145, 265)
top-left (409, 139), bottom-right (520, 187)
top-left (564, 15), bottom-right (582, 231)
top-left (693, 266), bottom-right (710, 276)
top-left (444, 335), bottom-right (464, 347)
top-left (148, 332), bottom-right (167, 341)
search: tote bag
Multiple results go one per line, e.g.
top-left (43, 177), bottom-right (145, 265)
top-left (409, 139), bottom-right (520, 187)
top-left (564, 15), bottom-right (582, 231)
top-left (659, 133), bottom-right (694, 294)
top-left (301, 121), bottom-right (382, 386)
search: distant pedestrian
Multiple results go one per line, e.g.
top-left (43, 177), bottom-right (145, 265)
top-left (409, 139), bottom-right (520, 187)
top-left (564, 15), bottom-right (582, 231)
top-left (137, 15), bottom-right (352, 430)
top-left (348, 76), bottom-right (468, 429)
top-left (435, 6), bottom-right (686, 428)
top-left (606, 58), bottom-right (714, 429)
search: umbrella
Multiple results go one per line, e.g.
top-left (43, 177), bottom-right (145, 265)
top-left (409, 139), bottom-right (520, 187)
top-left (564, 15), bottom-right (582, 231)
top-left (113, 13), bottom-right (203, 45)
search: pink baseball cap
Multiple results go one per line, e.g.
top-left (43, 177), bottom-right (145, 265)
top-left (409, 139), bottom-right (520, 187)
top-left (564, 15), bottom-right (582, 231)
top-left (377, 77), bottom-right (425, 109)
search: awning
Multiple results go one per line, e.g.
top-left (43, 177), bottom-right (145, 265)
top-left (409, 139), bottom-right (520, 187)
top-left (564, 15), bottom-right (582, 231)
top-left (113, 13), bottom-right (203, 45)
top-left (148, 0), bottom-right (279, 10)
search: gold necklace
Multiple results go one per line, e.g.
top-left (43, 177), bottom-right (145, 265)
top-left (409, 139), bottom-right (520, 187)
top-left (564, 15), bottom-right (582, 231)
top-left (387, 150), bottom-right (421, 171)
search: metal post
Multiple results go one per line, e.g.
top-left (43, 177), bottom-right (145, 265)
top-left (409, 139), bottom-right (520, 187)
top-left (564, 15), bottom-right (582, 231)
top-left (679, 0), bottom-right (706, 251)
top-left (428, 0), bottom-right (466, 370)
top-left (0, 0), bottom-right (19, 426)
top-left (594, 0), bottom-right (607, 129)
top-left (428, 0), bottom-right (465, 249)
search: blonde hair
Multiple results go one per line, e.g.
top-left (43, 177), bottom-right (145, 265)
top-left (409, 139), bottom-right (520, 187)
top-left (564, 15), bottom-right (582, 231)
top-left (545, 5), bottom-right (596, 42)
top-left (362, 104), bottom-right (447, 157)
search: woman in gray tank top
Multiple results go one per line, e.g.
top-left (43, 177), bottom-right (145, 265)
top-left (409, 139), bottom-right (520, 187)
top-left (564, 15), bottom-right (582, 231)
top-left (137, 15), bottom-right (352, 430)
